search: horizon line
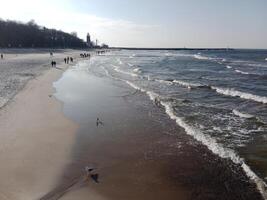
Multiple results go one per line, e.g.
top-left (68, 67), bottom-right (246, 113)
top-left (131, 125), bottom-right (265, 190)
top-left (110, 47), bottom-right (267, 51)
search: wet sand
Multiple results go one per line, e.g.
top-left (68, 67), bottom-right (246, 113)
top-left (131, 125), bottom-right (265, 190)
top-left (43, 69), bottom-right (263, 200)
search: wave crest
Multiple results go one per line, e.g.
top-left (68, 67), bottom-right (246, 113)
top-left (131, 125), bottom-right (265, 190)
top-left (235, 70), bottom-right (250, 75)
top-left (233, 109), bottom-right (254, 119)
top-left (211, 87), bottom-right (267, 104)
top-left (112, 65), bottom-right (138, 77)
top-left (133, 68), bottom-right (142, 74)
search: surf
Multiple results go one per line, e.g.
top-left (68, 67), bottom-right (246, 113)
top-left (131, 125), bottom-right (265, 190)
top-left (123, 80), bottom-right (267, 199)
top-left (211, 86), bottom-right (267, 104)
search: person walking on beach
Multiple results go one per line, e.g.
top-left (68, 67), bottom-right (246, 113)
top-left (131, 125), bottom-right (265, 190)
top-left (1, 54), bottom-right (3, 59)
top-left (64, 58), bottom-right (67, 64)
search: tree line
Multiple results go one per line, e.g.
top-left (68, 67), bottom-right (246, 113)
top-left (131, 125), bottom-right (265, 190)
top-left (0, 19), bottom-right (88, 48)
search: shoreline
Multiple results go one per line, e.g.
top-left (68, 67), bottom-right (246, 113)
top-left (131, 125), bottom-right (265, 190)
top-left (43, 57), bottom-right (263, 200)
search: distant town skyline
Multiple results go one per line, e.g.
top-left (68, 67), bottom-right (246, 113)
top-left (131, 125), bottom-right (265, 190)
top-left (0, 0), bottom-right (266, 48)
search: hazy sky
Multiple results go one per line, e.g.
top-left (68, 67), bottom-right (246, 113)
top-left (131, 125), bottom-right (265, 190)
top-left (0, 0), bottom-right (266, 48)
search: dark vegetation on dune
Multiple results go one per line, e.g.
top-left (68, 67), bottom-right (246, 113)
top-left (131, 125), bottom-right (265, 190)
top-left (0, 19), bottom-right (88, 48)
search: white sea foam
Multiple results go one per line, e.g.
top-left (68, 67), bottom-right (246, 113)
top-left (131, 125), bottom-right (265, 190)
top-left (124, 80), bottom-right (267, 199)
top-left (147, 75), bottom-right (153, 81)
top-left (155, 79), bottom-right (173, 85)
top-left (117, 58), bottom-right (123, 65)
top-left (226, 65), bottom-right (232, 69)
top-left (172, 80), bottom-right (202, 88)
top-left (235, 70), bottom-right (250, 75)
top-left (211, 86), bottom-right (267, 104)
top-left (193, 54), bottom-right (213, 60)
top-left (247, 63), bottom-right (267, 68)
top-left (133, 68), bottom-right (142, 74)
top-left (157, 79), bottom-right (211, 89)
top-left (125, 81), bottom-right (145, 92)
top-left (233, 109), bottom-right (254, 119)
top-left (101, 66), bottom-right (110, 77)
top-left (125, 81), bottom-right (159, 101)
top-left (112, 65), bottom-right (138, 77)
top-left (265, 58), bottom-right (267, 61)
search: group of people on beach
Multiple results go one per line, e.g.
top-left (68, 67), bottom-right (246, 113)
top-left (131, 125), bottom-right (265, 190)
top-left (80, 53), bottom-right (91, 58)
top-left (96, 50), bottom-right (106, 55)
top-left (64, 57), bottom-right (73, 64)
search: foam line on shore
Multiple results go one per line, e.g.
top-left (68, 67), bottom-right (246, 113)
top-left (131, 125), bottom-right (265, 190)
top-left (122, 80), bottom-right (267, 199)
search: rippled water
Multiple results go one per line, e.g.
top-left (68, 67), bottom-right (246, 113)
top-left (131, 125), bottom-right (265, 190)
top-left (58, 49), bottom-right (267, 197)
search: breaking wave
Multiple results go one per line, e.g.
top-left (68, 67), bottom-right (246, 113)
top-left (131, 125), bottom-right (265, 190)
top-left (117, 58), bottom-right (123, 65)
top-left (155, 78), bottom-right (267, 104)
top-left (194, 54), bottom-right (214, 60)
top-left (133, 68), bottom-right (142, 74)
top-left (112, 65), bottom-right (138, 77)
top-left (211, 87), bottom-right (267, 104)
top-left (155, 79), bottom-right (207, 89)
top-left (173, 80), bottom-right (202, 88)
top-left (233, 109), bottom-right (254, 119)
top-left (123, 80), bottom-right (267, 199)
top-left (235, 70), bottom-right (250, 75)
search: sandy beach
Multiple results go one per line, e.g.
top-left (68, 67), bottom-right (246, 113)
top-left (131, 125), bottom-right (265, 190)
top-left (0, 50), bottom-right (264, 200)
top-left (0, 50), bottom-right (87, 199)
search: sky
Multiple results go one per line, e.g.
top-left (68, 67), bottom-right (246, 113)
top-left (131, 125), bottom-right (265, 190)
top-left (0, 0), bottom-right (266, 48)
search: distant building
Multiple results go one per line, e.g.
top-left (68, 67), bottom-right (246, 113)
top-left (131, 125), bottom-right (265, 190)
top-left (101, 44), bottom-right (109, 49)
top-left (87, 33), bottom-right (92, 48)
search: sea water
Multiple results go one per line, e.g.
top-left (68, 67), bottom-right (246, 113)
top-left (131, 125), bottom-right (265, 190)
top-left (56, 49), bottom-right (267, 198)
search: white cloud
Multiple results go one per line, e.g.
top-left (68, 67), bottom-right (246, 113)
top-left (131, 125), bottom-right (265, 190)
top-left (0, 0), bottom-right (159, 47)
